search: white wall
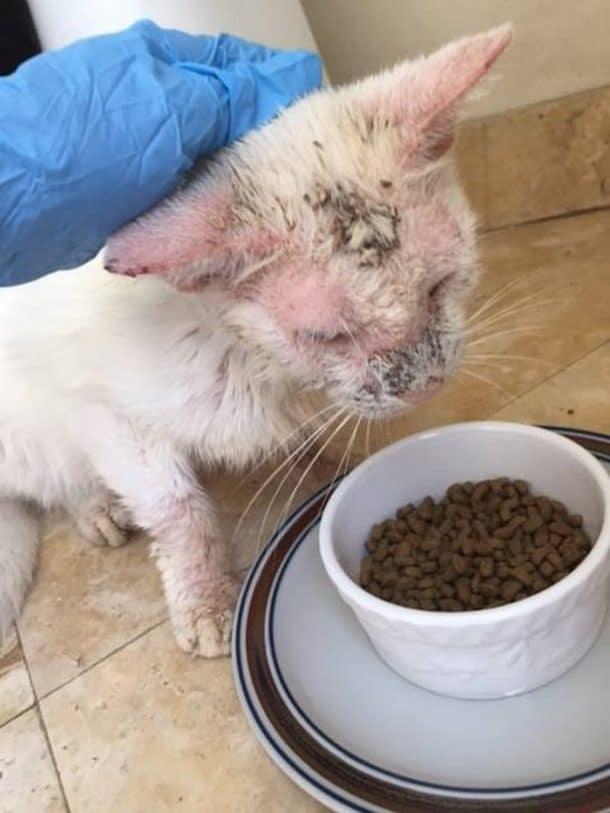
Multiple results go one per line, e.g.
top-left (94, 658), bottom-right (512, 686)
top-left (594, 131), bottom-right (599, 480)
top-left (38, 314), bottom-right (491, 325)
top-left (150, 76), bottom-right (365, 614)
top-left (27, 0), bottom-right (318, 53)
top-left (302, 0), bottom-right (610, 118)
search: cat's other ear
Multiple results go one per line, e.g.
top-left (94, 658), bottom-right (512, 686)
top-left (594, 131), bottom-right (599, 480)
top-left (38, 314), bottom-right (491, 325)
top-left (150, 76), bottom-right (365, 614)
top-left (104, 181), bottom-right (278, 291)
top-left (372, 24), bottom-right (512, 163)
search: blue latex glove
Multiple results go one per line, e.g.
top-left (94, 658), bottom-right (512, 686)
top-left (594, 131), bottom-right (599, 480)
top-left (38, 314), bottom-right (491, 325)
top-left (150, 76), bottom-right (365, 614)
top-left (0, 20), bottom-right (322, 286)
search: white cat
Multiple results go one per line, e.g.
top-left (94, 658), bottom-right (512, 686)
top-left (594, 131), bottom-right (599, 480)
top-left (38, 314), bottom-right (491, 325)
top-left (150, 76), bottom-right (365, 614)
top-left (0, 26), bottom-right (511, 656)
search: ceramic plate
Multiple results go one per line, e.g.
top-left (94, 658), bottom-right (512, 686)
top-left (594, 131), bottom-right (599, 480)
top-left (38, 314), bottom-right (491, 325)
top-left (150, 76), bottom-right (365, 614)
top-left (233, 427), bottom-right (610, 812)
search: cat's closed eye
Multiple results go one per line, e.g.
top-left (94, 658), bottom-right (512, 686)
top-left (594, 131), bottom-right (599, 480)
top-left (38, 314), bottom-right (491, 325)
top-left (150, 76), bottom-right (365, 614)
top-left (428, 272), bottom-right (457, 305)
top-left (297, 329), bottom-right (351, 346)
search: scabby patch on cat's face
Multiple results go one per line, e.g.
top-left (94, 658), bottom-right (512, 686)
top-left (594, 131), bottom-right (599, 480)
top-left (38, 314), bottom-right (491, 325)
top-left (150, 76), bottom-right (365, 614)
top-left (306, 183), bottom-right (401, 269)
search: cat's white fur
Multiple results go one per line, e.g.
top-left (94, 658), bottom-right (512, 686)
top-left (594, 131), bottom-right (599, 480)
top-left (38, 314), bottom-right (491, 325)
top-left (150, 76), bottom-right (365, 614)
top-left (0, 263), bottom-right (295, 653)
top-left (0, 26), bottom-right (511, 655)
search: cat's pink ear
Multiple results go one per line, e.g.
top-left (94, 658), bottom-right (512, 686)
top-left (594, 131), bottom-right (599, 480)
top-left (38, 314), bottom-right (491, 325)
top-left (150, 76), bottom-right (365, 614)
top-left (376, 25), bottom-right (512, 162)
top-left (104, 182), bottom-right (278, 291)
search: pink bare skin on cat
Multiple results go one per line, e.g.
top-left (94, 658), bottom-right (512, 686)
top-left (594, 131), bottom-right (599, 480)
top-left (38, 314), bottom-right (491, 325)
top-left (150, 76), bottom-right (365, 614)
top-left (260, 273), bottom-right (352, 340)
top-left (0, 26), bottom-right (511, 657)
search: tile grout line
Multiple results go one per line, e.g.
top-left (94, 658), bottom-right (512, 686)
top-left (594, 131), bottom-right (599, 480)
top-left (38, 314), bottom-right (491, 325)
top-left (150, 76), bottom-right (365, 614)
top-left (0, 701), bottom-right (36, 731)
top-left (15, 626), bottom-right (72, 813)
top-left (37, 617), bottom-right (168, 704)
top-left (33, 705), bottom-right (72, 813)
top-left (487, 338), bottom-right (610, 418)
top-left (466, 80), bottom-right (610, 127)
top-left (482, 119), bottom-right (490, 231)
top-left (483, 202), bottom-right (610, 235)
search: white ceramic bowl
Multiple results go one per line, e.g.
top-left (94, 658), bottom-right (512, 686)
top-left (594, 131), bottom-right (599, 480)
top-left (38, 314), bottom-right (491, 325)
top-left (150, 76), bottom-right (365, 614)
top-left (319, 422), bottom-right (610, 699)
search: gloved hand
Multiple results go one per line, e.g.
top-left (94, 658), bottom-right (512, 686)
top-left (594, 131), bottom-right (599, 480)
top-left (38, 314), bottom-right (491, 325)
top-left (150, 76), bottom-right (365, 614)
top-left (0, 20), bottom-right (322, 286)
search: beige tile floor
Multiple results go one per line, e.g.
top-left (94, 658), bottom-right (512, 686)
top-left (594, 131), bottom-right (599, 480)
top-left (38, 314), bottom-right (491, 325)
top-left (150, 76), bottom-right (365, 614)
top-left (455, 84), bottom-right (610, 230)
top-left (1, 209), bottom-right (609, 813)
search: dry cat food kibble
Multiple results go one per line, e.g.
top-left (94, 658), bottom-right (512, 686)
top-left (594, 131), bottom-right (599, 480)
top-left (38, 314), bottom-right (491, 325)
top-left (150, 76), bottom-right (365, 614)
top-left (360, 479), bottom-right (593, 611)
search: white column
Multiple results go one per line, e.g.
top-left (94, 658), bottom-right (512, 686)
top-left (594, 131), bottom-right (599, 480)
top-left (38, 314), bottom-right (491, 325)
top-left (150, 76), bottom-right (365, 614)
top-left (27, 0), bottom-right (319, 53)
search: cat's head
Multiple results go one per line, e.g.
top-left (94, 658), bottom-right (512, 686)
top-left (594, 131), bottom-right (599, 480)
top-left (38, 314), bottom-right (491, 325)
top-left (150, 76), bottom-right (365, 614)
top-left (105, 25), bottom-right (511, 418)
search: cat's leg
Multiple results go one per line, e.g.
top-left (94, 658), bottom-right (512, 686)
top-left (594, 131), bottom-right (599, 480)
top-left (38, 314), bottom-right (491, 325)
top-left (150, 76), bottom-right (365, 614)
top-left (68, 487), bottom-right (137, 548)
top-left (0, 499), bottom-right (40, 646)
top-left (146, 482), bottom-right (239, 658)
top-left (88, 425), bottom-right (237, 657)
top-left (123, 469), bottom-right (237, 657)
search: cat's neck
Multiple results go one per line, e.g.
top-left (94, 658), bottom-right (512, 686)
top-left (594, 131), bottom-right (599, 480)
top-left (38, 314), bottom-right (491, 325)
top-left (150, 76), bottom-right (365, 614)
top-left (194, 333), bottom-right (309, 470)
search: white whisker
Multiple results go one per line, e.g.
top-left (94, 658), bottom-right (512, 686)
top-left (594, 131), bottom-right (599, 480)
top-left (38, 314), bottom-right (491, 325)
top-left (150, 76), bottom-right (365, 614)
top-left (466, 326), bottom-right (544, 348)
top-left (267, 412), bottom-right (353, 552)
top-left (233, 401), bottom-right (337, 490)
top-left (233, 248), bottom-right (286, 285)
top-left (365, 417), bottom-right (372, 459)
top-left (251, 408), bottom-right (349, 554)
top-left (460, 366), bottom-right (514, 398)
top-left (465, 298), bottom-right (556, 337)
top-left (466, 274), bottom-right (550, 324)
top-left (232, 406), bottom-right (346, 550)
top-left (465, 352), bottom-right (558, 367)
top-left (328, 415), bottom-right (361, 495)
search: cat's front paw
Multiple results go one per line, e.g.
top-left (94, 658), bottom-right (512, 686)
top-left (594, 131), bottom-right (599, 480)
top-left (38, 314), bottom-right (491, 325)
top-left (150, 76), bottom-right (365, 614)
top-left (170, 577), bottom-right (241, 658)
top-left (73, 492), bottom-right (136, 548)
